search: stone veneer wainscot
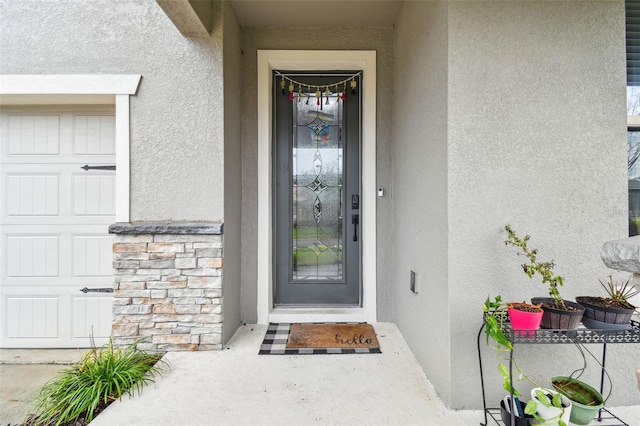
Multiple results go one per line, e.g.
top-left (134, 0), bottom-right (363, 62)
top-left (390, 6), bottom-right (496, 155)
top-left (109, 222), bottom-right (223, 352)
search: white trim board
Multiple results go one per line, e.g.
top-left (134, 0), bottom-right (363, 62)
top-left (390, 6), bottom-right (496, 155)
top-left (0, 75), bottom-right (140, 95)
top-left (256, 50), bottom-right (377, 324)
top-left (0, 74), bottom-right (142, 222)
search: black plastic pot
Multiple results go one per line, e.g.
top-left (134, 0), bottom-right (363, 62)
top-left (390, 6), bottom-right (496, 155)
top-left (500, 398), bottom-right (535, 426)
top-left (575, 296), bottom-right (635, 329)
top-left (531, 297), bottom-right (585, 329)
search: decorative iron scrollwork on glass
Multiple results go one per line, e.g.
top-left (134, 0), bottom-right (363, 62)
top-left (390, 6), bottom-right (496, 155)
top-left (291, 91), bottom-right (344, 281)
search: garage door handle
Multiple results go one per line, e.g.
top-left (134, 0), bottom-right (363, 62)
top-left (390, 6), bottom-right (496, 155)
top-left (81, 165), bottom-right (116, 171)
top-left (80, 287), bottom-right (114, 293)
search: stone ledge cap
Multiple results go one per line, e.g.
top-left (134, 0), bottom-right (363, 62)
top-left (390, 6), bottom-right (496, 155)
top-left (601, 236), bottom-right (640, 273)
top-left (109, 222), bottom-right (223, 235)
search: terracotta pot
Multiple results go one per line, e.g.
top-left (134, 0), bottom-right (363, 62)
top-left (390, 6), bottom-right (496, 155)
top-left (507, 304), bottom-right (543, 337)
top-left (531, 297), bottom-right (585, 330)
top-left (575, 296), bottom-right (635, 329)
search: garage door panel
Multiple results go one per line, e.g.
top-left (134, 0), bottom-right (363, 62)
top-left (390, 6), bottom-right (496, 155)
top-left (3, 226), bottom-right (113, 280)
top-left (7, 174), bottom-right (60, 216)
top-left (3, 165), bottom-right (116, 225)
top-left (73, 296), bottom-right (113, 338)
top-left (1, 155), bottom-right (117, 165)
top-left (3, 278), bottom-right (114, 289)
top-left (7, 235), bottom-right (59, 277)
top-left (74, 235), bottom-right (113, 277)
top-left (74, 115), bottom-right (115, 155)
top-left (8, 115), bottom-right (60, 155)
top-left (2, 286), bottom-right (112, 347)
top-left (73, 174), bottom-right (115, 216)
top-left (7, 296), bottom-right (59, 338)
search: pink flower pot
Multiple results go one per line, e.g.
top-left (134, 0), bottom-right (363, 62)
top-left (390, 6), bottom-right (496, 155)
top-left (508, 306), bottom-right (543, 337)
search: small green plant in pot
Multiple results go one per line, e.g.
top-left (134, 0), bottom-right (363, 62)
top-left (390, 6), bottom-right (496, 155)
top-left (504, 224), bottom-right (585, 329)
top-left (576, 275), bottom-right (639, 329)
top-left (550, 344), bottom-right (611, 425)
top-left (24, 338), bottom-right (167, 426)
top-left (551, 377), bottom-right (603, 425)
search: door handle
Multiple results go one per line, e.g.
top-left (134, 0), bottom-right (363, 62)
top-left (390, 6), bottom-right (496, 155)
top-left (352, 214), bottom-right (359, 242)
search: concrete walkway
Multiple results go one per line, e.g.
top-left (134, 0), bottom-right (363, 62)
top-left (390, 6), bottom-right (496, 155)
top-left (0, 349), bottom-right (85, 425)
top-left (92, 323), bottom-right (480, 425)
top-left (2, 324), bottom-right (639, 425)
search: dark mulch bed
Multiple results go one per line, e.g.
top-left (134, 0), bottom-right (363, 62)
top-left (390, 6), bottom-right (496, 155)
top-left (18, 401), bottom-right (111, 426)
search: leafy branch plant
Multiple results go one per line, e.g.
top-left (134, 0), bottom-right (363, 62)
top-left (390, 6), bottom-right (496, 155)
top-left (26, 338), bottom-right (167, 426)
top-left (483, 295), bottom-right (512, 352)
top-left (496, 355), bottom-right (568, 426)
top-left (504, 224), bottom-right (566, 309)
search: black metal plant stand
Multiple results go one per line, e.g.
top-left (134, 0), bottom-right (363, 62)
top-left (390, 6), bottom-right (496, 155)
top-left (477, 313), bottom-right (640, 426)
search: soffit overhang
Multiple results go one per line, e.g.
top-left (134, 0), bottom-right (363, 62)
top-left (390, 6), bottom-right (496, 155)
top-left (230, 0), bottom-right (403, 28)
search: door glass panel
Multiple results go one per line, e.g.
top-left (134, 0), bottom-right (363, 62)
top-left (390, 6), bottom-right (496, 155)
top-left (292, 93), bottom-right (343, 281)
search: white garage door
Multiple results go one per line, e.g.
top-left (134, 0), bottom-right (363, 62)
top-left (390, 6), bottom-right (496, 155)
top-left (0, 109), bottom-right (115, 348)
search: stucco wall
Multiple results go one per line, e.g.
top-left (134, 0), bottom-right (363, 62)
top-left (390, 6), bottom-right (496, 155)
top-left (222, 2), bottom-right (242, 343)
top-left (393, 1), bottom-right (451, 405)
top-left (239, 28), bottom-right (394, 322)
top-left (0, 0), bottom-right (225, 221)
top-left (447, 1), bottom-right (632, 408)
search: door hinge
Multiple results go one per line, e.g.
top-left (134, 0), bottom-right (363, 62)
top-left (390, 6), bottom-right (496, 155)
top-left (80, 165), bottom-right (116, 171)
top-left (79, 287), bottom-right (114, 293)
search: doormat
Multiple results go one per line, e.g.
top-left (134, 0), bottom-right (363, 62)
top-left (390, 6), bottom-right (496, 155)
top-left (258, 323), bottom-right (381, 355)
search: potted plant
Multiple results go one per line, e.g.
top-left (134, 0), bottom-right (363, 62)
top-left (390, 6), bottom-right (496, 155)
top-left (549, 344), bottom-right (610, 425)
top-left (551, 377), bottom-right (604, 425)
top-left (483, 296), bottom-right (568, 425)
top-left (500, 395), bottom-right (535, 426)
top-left (529, 388), bottom-right (572, 426)
top-left (506, 301), bottom-right (544, 337)
top-left (484, 296), bottom-right (543, 341)
top-left (576, 275), bottom-right (639, 330)
top-left (504, 225), bottom-right (585, 329)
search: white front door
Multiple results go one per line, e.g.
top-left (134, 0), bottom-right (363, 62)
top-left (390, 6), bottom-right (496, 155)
top-left (0, 108), bottom-right (115, 348)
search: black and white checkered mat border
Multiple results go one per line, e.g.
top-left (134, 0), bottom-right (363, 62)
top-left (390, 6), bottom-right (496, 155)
top-left (258, 323), bottom-right (382, 355)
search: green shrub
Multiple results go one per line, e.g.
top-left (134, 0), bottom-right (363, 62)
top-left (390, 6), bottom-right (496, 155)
top-left (25, 339), bottom-right (166, 426)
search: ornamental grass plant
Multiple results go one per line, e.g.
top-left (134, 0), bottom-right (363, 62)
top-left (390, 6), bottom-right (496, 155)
top-left (24, 338), bottom-right (166, 426)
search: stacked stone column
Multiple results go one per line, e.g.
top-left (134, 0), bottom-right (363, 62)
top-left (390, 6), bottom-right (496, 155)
top-left (109, 222), bottom-right (223, 352)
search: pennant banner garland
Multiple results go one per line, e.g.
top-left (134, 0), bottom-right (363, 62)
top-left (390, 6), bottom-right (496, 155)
top-left (275, 70), bottom-right (361, 108)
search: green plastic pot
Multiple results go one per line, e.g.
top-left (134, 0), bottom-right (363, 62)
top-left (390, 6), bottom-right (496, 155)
top-left (551, 376), bottom-right (605, 425)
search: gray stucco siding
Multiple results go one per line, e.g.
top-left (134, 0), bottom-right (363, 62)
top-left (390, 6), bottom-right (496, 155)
top-left (393, 0), bottom-right (451, 406)
top-left (446, 0), bottom-right (631, 409)
top-left (1, 0), bottom-right (226, 221)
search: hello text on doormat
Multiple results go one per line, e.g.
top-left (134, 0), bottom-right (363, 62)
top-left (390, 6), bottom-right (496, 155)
top-left (286, 323), bottom-right (380, 349)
